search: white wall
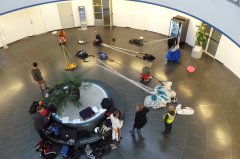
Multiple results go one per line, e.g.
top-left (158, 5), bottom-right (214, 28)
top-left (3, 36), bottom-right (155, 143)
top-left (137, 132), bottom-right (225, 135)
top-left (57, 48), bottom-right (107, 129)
top-left (40, 3), bottom-right (62, 31)
top-left (112, 0), bottom-right (201, 46)
top-left (215, 35), bottom-right (240, 77)
top-left (0, 0), bottom-right (94, 47)
top-left (0, 10), bottom-right (32, 46)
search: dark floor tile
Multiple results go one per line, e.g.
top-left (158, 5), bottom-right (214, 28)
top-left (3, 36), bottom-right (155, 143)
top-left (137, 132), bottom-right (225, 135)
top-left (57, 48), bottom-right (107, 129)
top-left (181, 147), bottom-right (205, 159)
top-left (206, 147), bottom-right (231, 159)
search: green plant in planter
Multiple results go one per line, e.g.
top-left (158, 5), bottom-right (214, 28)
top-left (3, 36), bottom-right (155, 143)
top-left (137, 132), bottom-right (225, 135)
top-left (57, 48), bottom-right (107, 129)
top-left (44, 72), bottom-right (91, 114)
top-left (195, 23), bottom-right (209, 47)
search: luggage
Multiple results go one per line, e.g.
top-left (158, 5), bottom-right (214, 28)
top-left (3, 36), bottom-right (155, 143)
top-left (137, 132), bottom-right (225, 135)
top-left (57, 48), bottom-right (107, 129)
top-left (35, 140), bottom-right (57, 159)
top-left (79, 107), bottom-right (96, 120)
top-left (60, 128), bottom-right (78, 140)
top-left (84, 144), bottom-right (96, 159)
top-left (61, 145), bottom-right (70, 158)
top-left (28, 101), bottom-right (39, 114)
top-left (166, 48), bottom-right (181, 63)
top-left (101, 98), bottom-right (113, 110)
top-left (76, 50), bottom-right (89, 59)
top-left (46, 123), bottom-right (61, 137)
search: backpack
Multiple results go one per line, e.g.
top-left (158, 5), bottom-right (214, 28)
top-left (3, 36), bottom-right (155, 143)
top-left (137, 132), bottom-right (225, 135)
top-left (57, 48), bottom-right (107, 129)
top-left (143, 54), bottom-right (155, 61)
top-left (99, 52), bottom-right (108, 60)
top-left (46, 123), bottom-right (61, 137)
top-left (61, 145), bottom-right (70, 158)
top-left (76, 50), bottom-right (88, 59)
top-left (28, 101), bottom-right (39, 114)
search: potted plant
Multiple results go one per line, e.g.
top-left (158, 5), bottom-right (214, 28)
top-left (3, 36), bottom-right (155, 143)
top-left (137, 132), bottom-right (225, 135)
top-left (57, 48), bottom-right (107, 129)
top-left (191, 23), bottom-right (209, 59)
top-left (44, 72), bottom-right (90, 114)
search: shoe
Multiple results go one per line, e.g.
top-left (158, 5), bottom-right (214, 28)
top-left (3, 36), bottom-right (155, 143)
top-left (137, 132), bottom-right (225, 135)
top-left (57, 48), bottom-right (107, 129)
top-left (110, 144), bottom-right (115, 147)
top-left (129, 130), bottom-right (135, 137)
top-left (111, 145), bottom-right (118, 150)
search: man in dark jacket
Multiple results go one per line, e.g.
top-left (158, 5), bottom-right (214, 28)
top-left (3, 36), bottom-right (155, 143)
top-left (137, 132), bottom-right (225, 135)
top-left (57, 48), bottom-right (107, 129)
top-left (162, 105), bottom-right (176, 134)
top-left (129, 104), bottom-right (149, 137)
top-left (33, 106), bottom-right (50, 140)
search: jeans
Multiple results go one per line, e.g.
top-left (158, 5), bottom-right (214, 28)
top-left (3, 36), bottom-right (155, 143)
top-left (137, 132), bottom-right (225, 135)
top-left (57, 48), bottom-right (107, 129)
top-left (163, 122), bottom-right (172, 134)
top-left (131, 127), bottom-right (141, 135)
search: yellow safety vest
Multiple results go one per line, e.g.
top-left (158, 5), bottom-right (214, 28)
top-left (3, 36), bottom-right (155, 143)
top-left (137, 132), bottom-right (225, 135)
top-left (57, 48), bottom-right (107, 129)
top-left (163, 110), bottom-right (176, 124)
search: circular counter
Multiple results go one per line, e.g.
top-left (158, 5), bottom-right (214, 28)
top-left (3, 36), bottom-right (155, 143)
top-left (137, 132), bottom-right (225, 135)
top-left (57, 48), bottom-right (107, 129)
top-left (52, 82), bottom-right (109, 131)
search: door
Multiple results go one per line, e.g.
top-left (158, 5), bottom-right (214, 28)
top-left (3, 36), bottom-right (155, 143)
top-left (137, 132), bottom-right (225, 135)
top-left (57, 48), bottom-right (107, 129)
top-left (26, 7), bottom-right (46, 35)
top-left (93, 0), bottom-right (104, 26)
top-left (102, 0), bottom-right (110, 26)
top-left (203, 26), bottom-right (222, 58)
top-left (57, 3), bottom-right (75, 29)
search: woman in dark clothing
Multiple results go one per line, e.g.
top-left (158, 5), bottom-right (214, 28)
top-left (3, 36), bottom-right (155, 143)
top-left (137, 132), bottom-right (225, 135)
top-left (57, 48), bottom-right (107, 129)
top-left (129, 104), bottom-right (149, 136)
top-left (93, 31), bottom-right (103, 46)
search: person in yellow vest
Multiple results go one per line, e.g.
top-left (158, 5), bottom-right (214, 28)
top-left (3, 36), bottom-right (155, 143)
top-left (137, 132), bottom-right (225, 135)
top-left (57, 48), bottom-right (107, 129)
top-left (162, 105), bottom-right (176, 134)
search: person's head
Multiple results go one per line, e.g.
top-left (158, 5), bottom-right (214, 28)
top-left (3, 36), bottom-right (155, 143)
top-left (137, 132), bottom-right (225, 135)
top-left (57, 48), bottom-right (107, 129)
top-left (33, 62), bottom-right (38, 68)
top-left (94, 30), bottom-right (98, 35)
top-left (168, 105), bottom-right (175, 112)
top-left (113, 111), bottom-right (120, 118)
top-left (38, 100), bottom-right (43, 106)
top-left (136, 104), bottom-right (144, 111)
top-left (146, 62), bottom-right (152, 68)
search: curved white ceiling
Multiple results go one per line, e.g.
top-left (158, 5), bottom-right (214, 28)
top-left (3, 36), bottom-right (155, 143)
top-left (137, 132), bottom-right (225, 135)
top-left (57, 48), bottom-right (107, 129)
top-left (0, 0), bottom-right (239, 47)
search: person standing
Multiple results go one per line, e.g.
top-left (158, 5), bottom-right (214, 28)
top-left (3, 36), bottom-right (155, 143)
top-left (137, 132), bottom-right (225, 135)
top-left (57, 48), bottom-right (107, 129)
top-left (162, 105), bottom-right (176, 135)
top-left (110, 111), bottom-right (124, 149)
top-left (129, 104), bottom-right (149, 137)
top-left (33, 106), bottom-right (50, 140)
top-left (31, 62), bottom-right (48, 92)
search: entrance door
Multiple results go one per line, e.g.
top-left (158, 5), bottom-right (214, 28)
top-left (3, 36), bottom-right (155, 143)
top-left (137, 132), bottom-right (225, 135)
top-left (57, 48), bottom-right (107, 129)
top-left (103, 0), bottom-right (110, 26)
top-left (26, 7), bottom-right (46, 35)
top-left (57, 3), bottom-right (75, 29)
top-left (93, 0), bottom-right (104, 26)
top-left (203, 26), bottom-right (222, 58)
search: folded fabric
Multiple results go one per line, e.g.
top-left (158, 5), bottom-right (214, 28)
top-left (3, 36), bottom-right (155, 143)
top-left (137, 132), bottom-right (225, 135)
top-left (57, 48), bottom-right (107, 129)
top-left (176, 104), bottom-right (194, 115)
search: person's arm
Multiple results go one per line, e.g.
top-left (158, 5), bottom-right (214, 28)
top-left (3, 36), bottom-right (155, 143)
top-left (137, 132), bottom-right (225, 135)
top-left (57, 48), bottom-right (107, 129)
top-left (164, 113), bottom-right (169, 123)
top-left (134, 112), bottom-right (140, 124)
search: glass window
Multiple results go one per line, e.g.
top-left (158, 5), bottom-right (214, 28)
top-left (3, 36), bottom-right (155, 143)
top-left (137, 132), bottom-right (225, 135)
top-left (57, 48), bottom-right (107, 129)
top-left (95, 13), bottom-right (102, 19)
top-left (94, 6), bottom-right (102, 13)
top-left (93, 0), bottom-right (102, 5)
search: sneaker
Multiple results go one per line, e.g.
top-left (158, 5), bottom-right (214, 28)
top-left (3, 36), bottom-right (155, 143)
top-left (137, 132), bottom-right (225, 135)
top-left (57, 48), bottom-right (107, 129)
top-left (111, 145), bottom-right (118, 150)
top-left (110, 144), bottom-right (115, 147)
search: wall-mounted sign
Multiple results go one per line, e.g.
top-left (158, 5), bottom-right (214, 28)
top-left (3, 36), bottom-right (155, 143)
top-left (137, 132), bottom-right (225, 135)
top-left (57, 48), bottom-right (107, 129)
top-left (78, 6), bottom-right (86, 22)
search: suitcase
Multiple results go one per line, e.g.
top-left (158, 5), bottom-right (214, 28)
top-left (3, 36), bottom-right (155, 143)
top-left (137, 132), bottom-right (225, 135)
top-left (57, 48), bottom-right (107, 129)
top-left (79, 107), bottom-right (95, 120)
top-left (60, 129), bottom-right (78, 140)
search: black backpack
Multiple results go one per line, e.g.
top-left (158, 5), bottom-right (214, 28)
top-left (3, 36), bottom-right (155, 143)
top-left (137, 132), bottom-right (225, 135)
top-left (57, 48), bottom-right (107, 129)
top-left (28, 101), bottom-right (39, 114)
top-left (76, 50), bottom-right (88, 59)
top-left (143, 54), bottom-right (155, 61)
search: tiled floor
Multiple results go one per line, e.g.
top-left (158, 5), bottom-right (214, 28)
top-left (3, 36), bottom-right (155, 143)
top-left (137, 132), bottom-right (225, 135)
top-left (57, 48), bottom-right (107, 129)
top-left (0, 27), bottom-right (240, 159)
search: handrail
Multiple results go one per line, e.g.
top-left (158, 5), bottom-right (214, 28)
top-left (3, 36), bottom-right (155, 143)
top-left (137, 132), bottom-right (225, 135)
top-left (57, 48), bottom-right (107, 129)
top-left (227, 0), bottom-right (240, 7)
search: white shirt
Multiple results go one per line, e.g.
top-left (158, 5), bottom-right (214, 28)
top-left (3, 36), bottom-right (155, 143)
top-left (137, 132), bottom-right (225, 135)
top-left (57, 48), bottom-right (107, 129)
top-left (110, 114), bottom-right (123, 130)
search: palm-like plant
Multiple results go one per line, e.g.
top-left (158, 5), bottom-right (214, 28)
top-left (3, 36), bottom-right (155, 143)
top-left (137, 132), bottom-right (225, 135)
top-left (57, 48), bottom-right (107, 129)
top-left (195, 23), bottom-right (209, 47)
top-left (44, 72), bottom-right (91, 114)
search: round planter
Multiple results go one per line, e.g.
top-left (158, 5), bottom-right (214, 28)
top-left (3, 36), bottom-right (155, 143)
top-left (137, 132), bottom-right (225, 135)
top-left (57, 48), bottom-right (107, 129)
top-left (191, 45), bottom-right (203, 59)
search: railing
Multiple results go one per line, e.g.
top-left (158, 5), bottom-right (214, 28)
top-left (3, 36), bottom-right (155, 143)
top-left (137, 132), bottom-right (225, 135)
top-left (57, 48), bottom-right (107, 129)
top-left (227, 0), bottom-right (240, 7)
